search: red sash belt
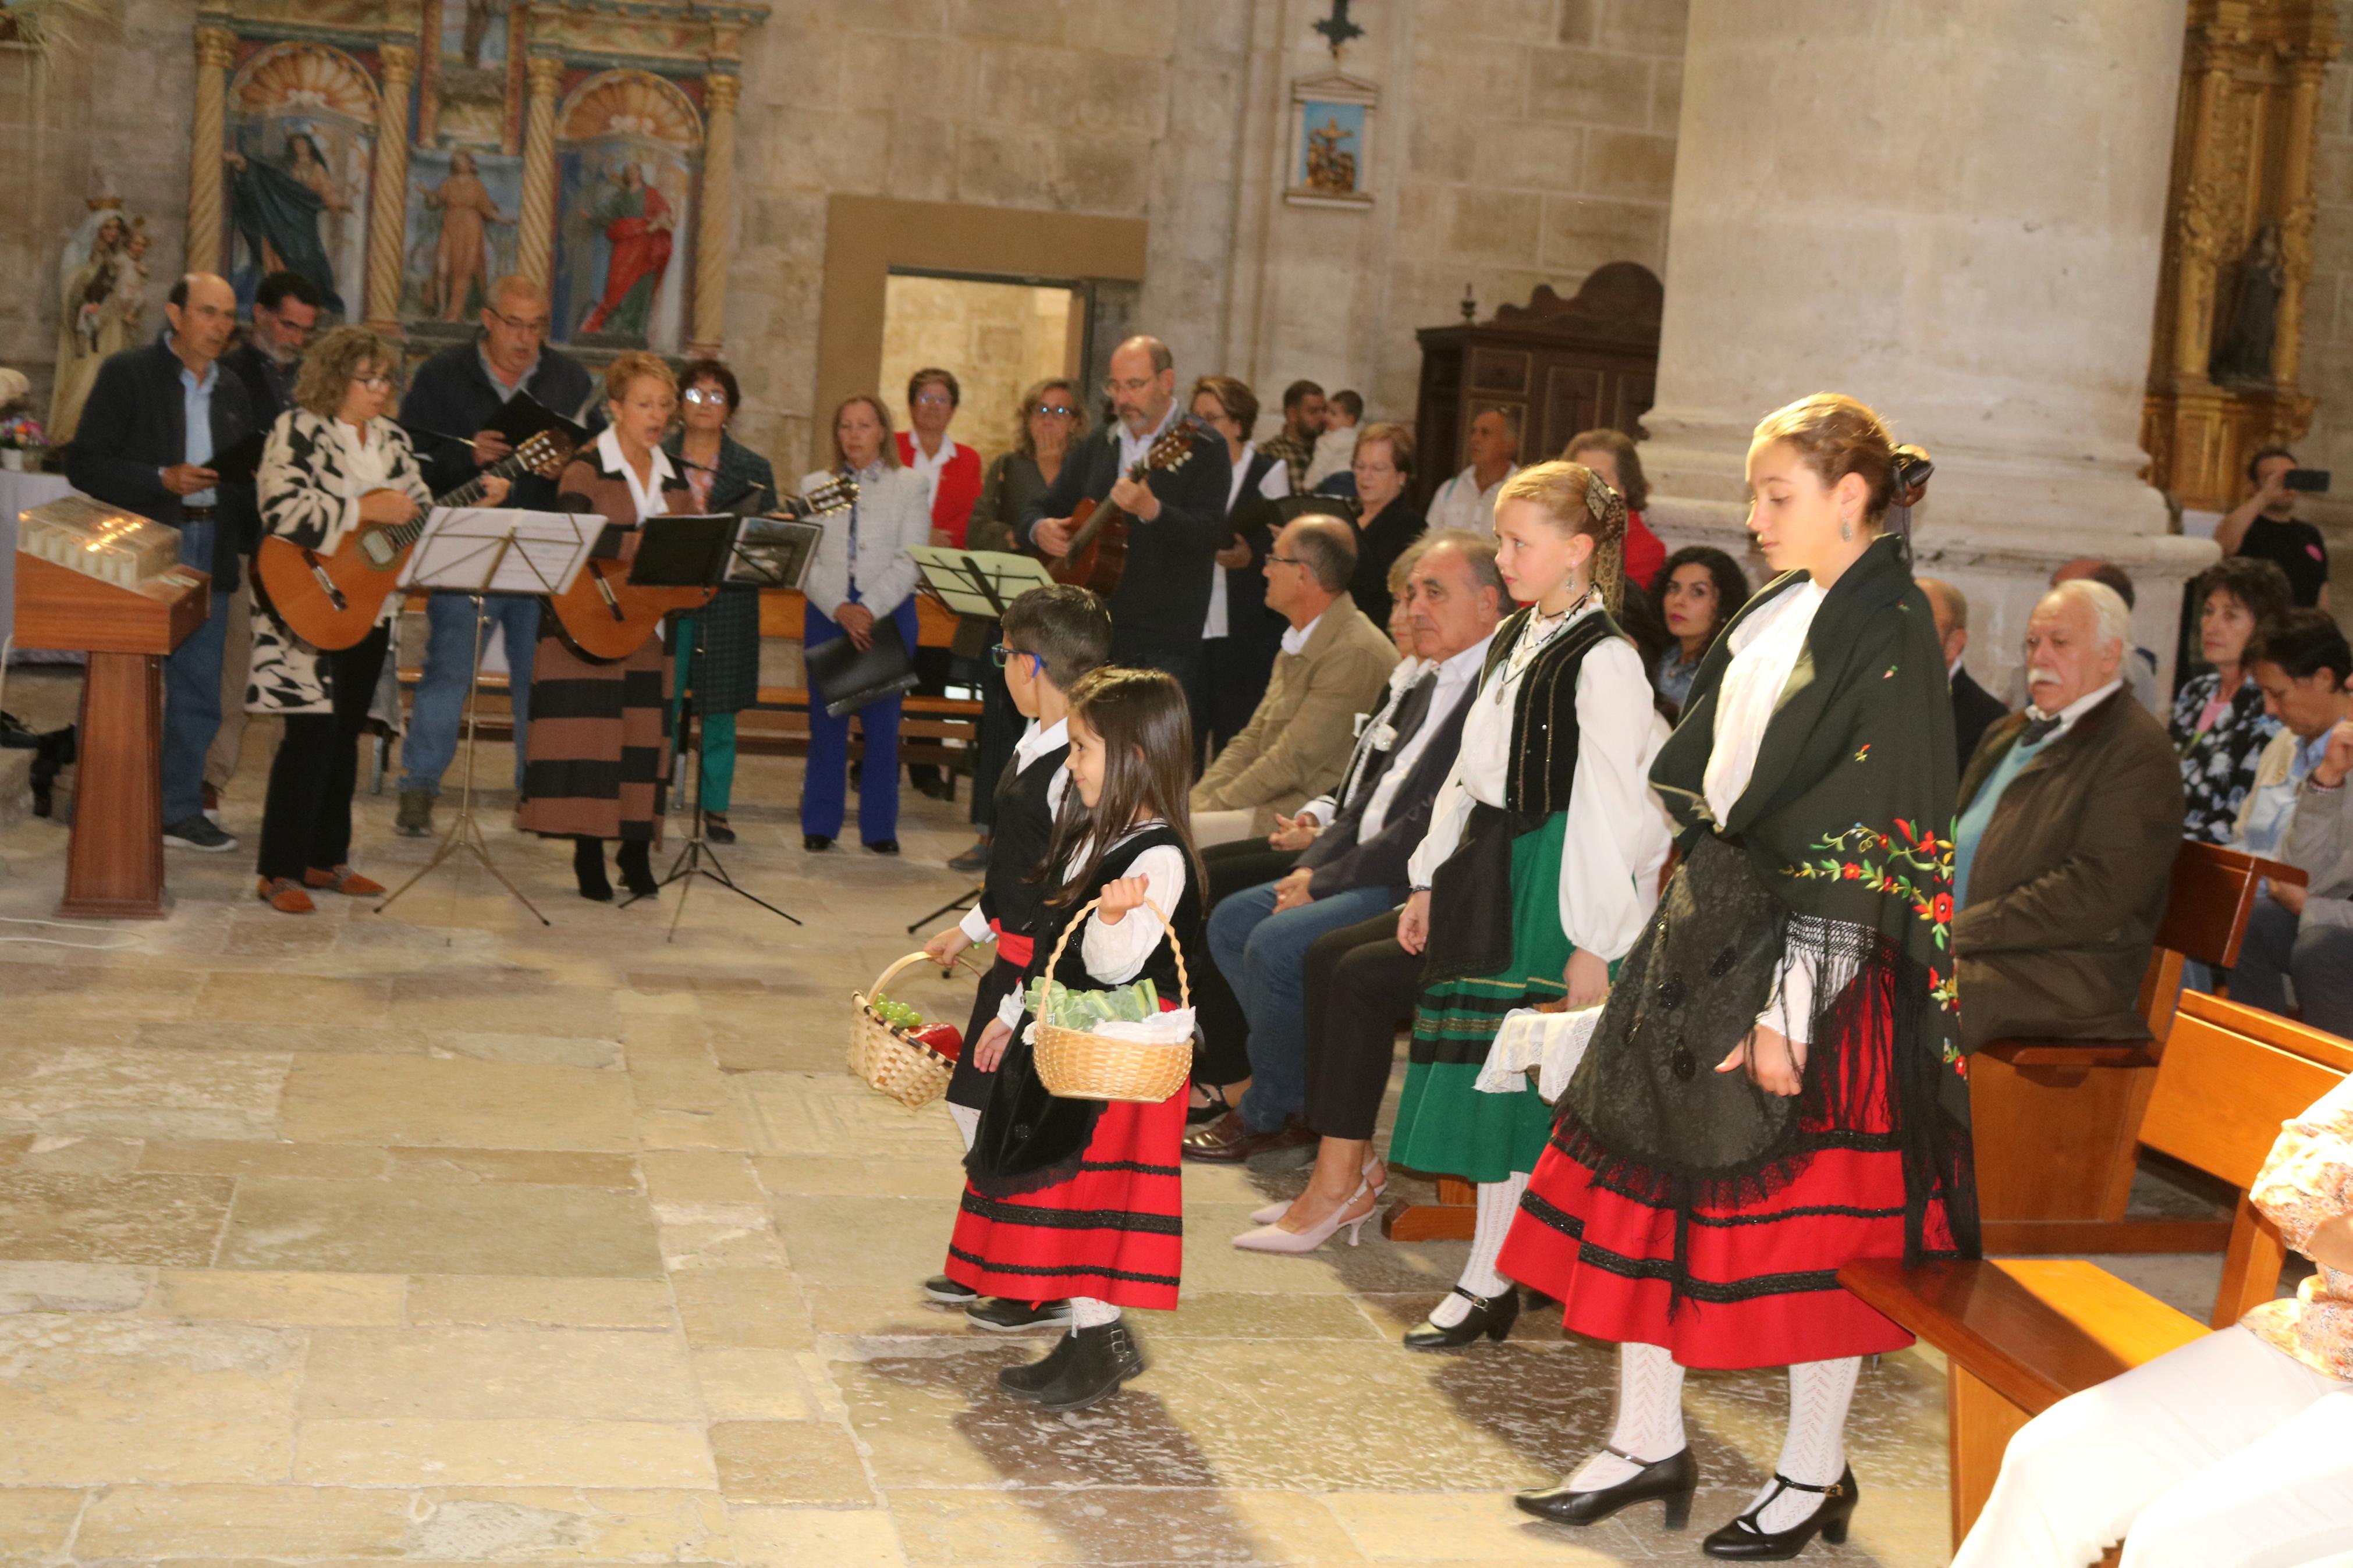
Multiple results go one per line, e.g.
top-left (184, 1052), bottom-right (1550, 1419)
top-left (989, 919), bottom-right (1035, 969)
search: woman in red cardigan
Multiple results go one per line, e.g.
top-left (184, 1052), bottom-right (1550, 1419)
top-left (896, 367), bottom-right (983, 545)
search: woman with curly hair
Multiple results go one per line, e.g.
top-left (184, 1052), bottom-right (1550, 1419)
top-left (2172, 554), bottom-right (2292, 844)
top-left (1649, 545), bottom-right (1752, 713)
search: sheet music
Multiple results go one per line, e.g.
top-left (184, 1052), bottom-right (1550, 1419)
top-left (907, 546), bottom-right (1058, 618)
top-left (399, 507), bottom-right (601, 596)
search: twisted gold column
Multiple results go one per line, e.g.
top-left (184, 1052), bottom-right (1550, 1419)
top-left (688, 71), bottom-right (737, 358)
top-left (518, 54), bottom-right (562, 291)
top-left (363, 42), bottom-right (417, 333)
top-left (187, 26), bottom-right (236, 276)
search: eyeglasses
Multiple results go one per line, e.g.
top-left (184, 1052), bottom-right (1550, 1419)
top-left (488, 310), bottom-right (550, 336)
top-left (1268, 552), bottom-right (1306, 569)
top-left (991, 644), bottom-right (1044, 670)
top-left (1031, 403), bottom-right (1077, 418)
top-left (683, 387), bottom-right (729, 406)
top-left (911, 392), bottom-right (956, 407)
top-left (1102, 376), bottom-right (1157, 397)
top-left (353, 372), bottom-right (393, 390)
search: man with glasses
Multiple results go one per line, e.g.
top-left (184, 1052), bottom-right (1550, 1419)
top-left (1022, 336), bottom-right (1231, 717)
top-left (68, 272), bottom-right (261, 853)
top-left (392, 274), bottom-right (594, 838)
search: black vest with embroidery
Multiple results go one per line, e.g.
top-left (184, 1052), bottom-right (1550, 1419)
top-left (1481, 605), bottom-right (1626, 816)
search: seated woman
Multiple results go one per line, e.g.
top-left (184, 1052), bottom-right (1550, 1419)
top-left (663, 359), bottom-right (777, 845)
top-left (1954, 1071), bottom-right (2353, 1567)
top-left (520, 351), bottom-right (686, 901)
top-left (2173, 555), bottom-right (2292, 844)
top-left (249, 326), bottom-right (507, 913)
top-left (1648, 545), bottom-right (1751, 715)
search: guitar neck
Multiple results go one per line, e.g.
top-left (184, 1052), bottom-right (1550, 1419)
top-left (375, 451), bottom-right (533, 554)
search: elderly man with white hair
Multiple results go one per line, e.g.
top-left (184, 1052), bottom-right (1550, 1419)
top-left (1950, 579), bottom-right (2187, 1054)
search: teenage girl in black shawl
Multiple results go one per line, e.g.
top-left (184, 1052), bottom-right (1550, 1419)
top-left (1500, 394), bottom-right (1978, 1558)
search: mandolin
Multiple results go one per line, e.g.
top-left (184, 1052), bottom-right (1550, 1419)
top-left (549, 477), bottom-right (858, 663)
top-left (1046, 424), bottom-right (1198, 598)
top-left (255, 427), bottom-right (577, 651)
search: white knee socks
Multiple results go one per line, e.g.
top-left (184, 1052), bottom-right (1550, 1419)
top-left (1747, 1356), bottom-right (1862, 1532)
top-left (1069, 1296), bottom-right (1121, 1330)
top-left (1426, 1172), bottom-right (1528, 1328)
top-left (949, 1101), bottom-right (979, 1151)
top-left (1567, 1341), bottom-right (1688, 1489)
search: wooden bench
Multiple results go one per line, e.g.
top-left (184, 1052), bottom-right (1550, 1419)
top-left (1972, 841), bottom-right (2304, 1256)
top-left (1841, 990), bottom-right (2352, 1552)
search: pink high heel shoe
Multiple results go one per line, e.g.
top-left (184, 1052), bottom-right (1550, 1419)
top-left (1251, 1158), bottom-right (1386, 1225)
top-left (1233, 1178), bottom-right (1378, 1253)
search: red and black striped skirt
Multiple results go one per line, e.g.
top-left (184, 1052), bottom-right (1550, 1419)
top-left (944, 1085), bottom-right (1186, 1310)
top-left (517, 630), bottom-right (670, 842)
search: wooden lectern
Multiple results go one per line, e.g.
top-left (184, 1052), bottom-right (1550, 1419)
top-left (12, 547), bottom-right (209, 918)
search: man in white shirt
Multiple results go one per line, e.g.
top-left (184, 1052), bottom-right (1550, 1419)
top-left (1187, 535), bottom-right (1506, 1160)
top-left (1426, 406), bottom-right (1521, 534)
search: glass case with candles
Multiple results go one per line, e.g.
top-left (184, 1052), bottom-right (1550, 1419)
top-left (15, 496), bottom-right (180, 588)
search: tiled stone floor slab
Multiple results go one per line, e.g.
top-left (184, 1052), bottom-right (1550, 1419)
top-left (216, 1177), bottom-right (662, 1278)
top-left (278, 1055), bottom-right (636, 1151)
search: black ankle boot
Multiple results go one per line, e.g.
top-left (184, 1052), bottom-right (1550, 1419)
top-left (573, 837), bottom-right (612, 901)
top-left (1516, 1446), bottom-right (1698, 1529)
top-left (997, 1329), bottom-right (1082, 1401)
top-left (616, 838), bottom-right (656, 897)
top-left (1701, 1467), bottom-right (1859, 1559)
top-left (1403, 1285), bottom-right (1520, 1350)
top-left (1034, 1318), bottom-right (1145, 1411)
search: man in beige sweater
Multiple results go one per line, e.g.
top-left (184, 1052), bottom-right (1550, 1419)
top-left (1191, 514), bottom-right (1401, 845)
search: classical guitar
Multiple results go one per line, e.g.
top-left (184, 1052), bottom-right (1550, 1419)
top-left (1046, 424), bottom-right (1198, 597)
top-left (254, 427), bottom-right (576, 651)
top-left (550, 477), bottom-right (858, 663)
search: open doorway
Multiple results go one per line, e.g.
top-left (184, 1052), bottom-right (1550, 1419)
top-left (878, 270), bottom-right (1085, 463)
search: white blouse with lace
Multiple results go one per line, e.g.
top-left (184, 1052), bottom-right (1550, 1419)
top-left (995, 820), bottom-right (1188, 1027)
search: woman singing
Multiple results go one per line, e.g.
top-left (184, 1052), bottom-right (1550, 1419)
top-left (663, 359), bottom-right (778, 845)
top-left (1499, 394), bottom-right (1976, 1557)
top-left (520, 351), bottom-right (686, 901)
top-left (798, 394), bottom-right (932, 855)
top-left (249, 327), bottom-right (507, 913)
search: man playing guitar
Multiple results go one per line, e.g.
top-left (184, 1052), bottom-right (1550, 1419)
top-left (1021, 335), bottom-right (1231, 702)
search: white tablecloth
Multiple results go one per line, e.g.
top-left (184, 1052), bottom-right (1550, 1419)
top-left (2, 472), bottom-right (95, 662)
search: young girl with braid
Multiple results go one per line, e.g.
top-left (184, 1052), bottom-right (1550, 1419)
top-left (1501, 394), bottom-right (1976, 1558)
top-left (1379, 461), bottom-right (1674, 1346)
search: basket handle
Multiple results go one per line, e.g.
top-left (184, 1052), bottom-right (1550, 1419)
top-left (864, 950), bottom-right (938, 1004)
top-left (1037, 893), bottom-right (1191, 1024)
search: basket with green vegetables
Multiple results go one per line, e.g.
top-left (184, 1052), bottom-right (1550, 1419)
top-left (1023, 975), bottom-right (1162, 1031)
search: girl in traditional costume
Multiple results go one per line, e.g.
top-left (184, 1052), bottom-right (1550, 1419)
top-left (1379, 461), bottom-right (1674, 1347)
top-left (946, 667), bottom-right (1205, 1411)
top-left (1500, 394), bottom-right (1977, 1559)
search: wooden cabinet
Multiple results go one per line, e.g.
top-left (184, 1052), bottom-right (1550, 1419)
top-left (1411, 262), bottom-right (1663, 507)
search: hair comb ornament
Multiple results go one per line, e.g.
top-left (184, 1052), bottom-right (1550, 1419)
top-left (1584, 470), bottom-right (1613, 522)
top-left (1884, 446), bottom-right (1933, 543)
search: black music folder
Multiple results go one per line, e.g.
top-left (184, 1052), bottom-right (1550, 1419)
top-left (205, 429), bottom-right (267, 486)
top-left (487, 390), bottom-right (590, 450)
top-left (803, 614), bottom-right (918, 719)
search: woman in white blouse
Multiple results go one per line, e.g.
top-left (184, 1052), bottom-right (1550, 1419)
top-left (1500, 396), bottom-right (1975, 1559)
top-left (798, 394), bottom-right (935, 855)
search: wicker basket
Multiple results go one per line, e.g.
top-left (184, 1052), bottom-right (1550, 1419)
top-left (1032, 895), bottom-right (1194, 1104)
top-left (849, 952), bottom-right (956, 1110)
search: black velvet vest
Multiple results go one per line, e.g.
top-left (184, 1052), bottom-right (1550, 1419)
top-left (1481, 605), bottom-right (1624, 817)
top-left (982, 738), bottom-right (1068, 940)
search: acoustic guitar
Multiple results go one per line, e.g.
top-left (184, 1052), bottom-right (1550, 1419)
top-left (1046, 424), bottom-right (1199, 598)
top-left (255, 427), bottom-right (577, 651)
top-left (549, 477), bottom-right (858, 663)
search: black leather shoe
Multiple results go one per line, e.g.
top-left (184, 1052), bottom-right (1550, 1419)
top-left (573, 837), bottom-right (612, 902)
top-left (946, 840), bottom-right (991, 875)
top-left (1035, 1318), bottom-right (1146, 1410)
top-left (1181, 1111), bottom-right (1317, 1164)
top-left (1701, 1467), bottom-right (1859, 1559)
top-left (1403, 1285), bottom-right (1520, 1350)
top-left (923, 1274), bottom-right (977, 1305)
top-left (703, 814), bottom-right (736, 844)
top-left (964, 1297), bottom-right (1073, 1332)
top-left (865, 839), bottom-right (900, 856)
top-left (803, 834), bottom-right (835, 851)
top-left (1516, 1447), bottom-right (1698, 1530)
top-left (998, 1329), bottom-right (1080, 1400)
top-left (616, 840), bottom-right (657, 898)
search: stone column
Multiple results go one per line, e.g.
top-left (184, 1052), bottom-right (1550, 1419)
top-left (415, 0), bottom-right (443, 147)
top-left (187, 26), bottom-right (237, 276)
top-left (687, 70), bottom-right (737, 358)
top-left (518, 52), bottom-right (562, 290)
top-left (363, 42), bottom-right (417, 335)
top-left (1639, 0), bottom-right (2216, 695)
top-left (2273, 54), bottom-right (2329, 392)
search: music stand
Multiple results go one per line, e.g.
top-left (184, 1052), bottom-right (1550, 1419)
top-left (374, 507), bottom-right (599, 926)
top-left (619, 515), bottom-right (803, 938)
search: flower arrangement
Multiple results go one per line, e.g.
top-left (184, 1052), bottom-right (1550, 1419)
top-left (1, 413), bottom-right (48, 450)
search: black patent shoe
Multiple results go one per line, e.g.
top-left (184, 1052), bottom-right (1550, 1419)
top-left (1702, 1467), bottom-right (1859, 1559)
top-left (923, 1274), bottom-right (977, 1305)
top-left (803, 834), bottom-right (835, 851)
top-left (1035, 1318), bottom-right (1146, 1410)
top-left (964, 1296), bottom-right (1073, 1332)
top-left (703, 813), bottom-right (736, 844)
top-left (997, 1328), bottom-right (1081, 1400)
top-left (1516, 1446), bottom-right (1698, 1530)
top-left (1403, 1285), bottom-right (1520, 1350)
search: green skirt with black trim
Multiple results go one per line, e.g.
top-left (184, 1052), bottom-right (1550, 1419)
top-left (1389, 811), bottom-right (1570, 1184)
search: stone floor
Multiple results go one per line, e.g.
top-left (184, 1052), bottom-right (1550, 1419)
top-left (0, 667), bottom-right (1988, 1566)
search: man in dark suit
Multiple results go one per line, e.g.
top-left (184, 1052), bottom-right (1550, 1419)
top-left (1920, 575), bottom-right (2009, 774)
top-left (1020, 335), bottom-right (1230, 700)
top-left (1186, 534), bottom-right (1505, 1161)
top-left (392, 273), bottom-right (595, 838)
top-left (68, 272), bottom-right (259, 854)
top-left (1950, 580), bottom-right (2185, 1053)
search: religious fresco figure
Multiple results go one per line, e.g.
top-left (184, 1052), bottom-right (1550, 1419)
top-left (420, 151), bottom-right (510, 322)
top-left (577, 161), bottom-right (675, 339)
top-left (228, 131), bottom-right (349, 315)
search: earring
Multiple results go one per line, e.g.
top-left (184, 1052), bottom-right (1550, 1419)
top-left (1840, 516), bottom-right (1854, 542)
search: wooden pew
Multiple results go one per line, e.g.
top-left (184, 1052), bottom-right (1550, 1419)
top-left (1841, 990), bottom-right (2351, 1552)
top-left (1971, 841), bottom-right (2303, 1256)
